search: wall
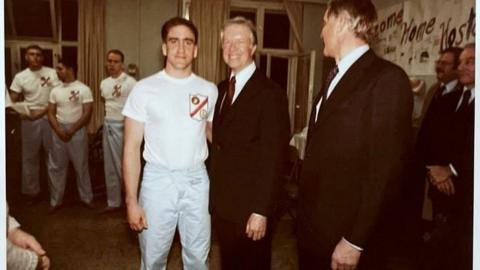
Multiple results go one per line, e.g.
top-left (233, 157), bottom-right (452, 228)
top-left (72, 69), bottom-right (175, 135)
top-left (105, 0), bottom-right (178, 79)
top-left (303, 3), bottom-right (327, 96)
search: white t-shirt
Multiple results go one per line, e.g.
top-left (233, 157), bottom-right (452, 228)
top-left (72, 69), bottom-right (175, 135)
top-left (101, 72), bottom-right (136, 121)
top-left (49, 80), bottom-right (94, 124)
top-left (10, 67), bottom-right (61, 110)
top-left (122, 70), bottom-right (218, 169)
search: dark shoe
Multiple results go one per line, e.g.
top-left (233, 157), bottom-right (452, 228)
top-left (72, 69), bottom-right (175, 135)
top-left (82, 201), bottom-right (96, 209)
top-left (98, 206), bottom-right (120, 214)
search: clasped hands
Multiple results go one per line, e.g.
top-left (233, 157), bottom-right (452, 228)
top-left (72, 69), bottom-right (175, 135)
top-left (426, 165), bottom-right (455, 196)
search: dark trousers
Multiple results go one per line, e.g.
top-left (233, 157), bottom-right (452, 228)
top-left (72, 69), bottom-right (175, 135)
top-left (213, 213), bottom-right (272, 270)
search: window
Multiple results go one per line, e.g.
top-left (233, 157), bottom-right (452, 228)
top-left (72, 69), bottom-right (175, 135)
top-left (230, 1), bottom-right (292, 90)
top-left (5, 0), bottom-right (78, 82)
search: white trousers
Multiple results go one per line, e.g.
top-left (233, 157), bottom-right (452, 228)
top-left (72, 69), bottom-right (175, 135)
top-left (139, 163), bottom-right (211, 270)
top-left (21, 117), bottom-right (53, 196)
top-left (102, 120), bottom-right (123, 207)
top-left (49, 125), bottom-right (93, 206)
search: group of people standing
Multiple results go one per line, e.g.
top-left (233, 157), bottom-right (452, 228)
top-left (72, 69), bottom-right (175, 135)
top-left (9, 45), bottom-right (136, 214)
top-left (7, 0), bottom-right (475, 269)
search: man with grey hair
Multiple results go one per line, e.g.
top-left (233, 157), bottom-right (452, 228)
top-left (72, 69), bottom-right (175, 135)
top-left (209, 16), bottom-right (290, 269)
top-left (297, 0), bottom-right (412, 269)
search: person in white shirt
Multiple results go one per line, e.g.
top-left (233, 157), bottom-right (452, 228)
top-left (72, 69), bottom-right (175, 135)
top-left (100, 49), bottom-right (136, 213)
top-left (47, 58), bottom-right (95, 212)
top-left (9, 45), bottom-right (60, 204)
top-left (122, 17), bottom-right (217, 270)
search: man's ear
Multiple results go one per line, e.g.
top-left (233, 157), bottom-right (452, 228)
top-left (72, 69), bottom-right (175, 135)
top-left (193, 45), bottom-right (198, 59)
top-left (250, 44), bottom-right (257, 56)
top-left (335, 11), bottom-right (350, 34)
top-left (161, 43), bottom-right (167, 56)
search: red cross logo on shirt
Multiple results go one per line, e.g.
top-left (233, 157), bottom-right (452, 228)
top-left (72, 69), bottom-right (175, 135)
top-left (40, 76), bottom-right (50, 87)
top-left (112, 84), bottom-right (122, 97)
top-left (69, 90), bottom-right (80, 102)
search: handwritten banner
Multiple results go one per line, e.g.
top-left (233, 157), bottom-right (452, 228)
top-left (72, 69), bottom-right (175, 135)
top-left (371, 0), bottom-right (475, 75)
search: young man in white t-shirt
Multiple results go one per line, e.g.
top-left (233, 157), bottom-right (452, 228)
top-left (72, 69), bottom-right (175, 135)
top-left (9, 45), bottom-right (60, 203)
top-left (47, 59), bottom-right (95, 212)
top-left (100, 49), bottom-right (136, 213)
top-left (122, 17), bottom-right (217, 270)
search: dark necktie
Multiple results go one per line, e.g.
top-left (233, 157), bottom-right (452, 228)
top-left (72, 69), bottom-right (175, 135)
top-left (434, 85), bottom-right (447, 99)
top-left (220, 76), bottom-right (236, 120)
top-left (456, 89), bottom-right (472, 113)
top-left (307, 66), bottom-right (339, 143)
top-left (321, 65), bottom-right (339, 103)
top-left (226, 76), bottom-right (236, 106)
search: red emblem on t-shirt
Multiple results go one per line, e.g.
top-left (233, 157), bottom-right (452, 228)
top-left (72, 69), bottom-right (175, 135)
top-left (69, 90), bottom-right (80, 102)
top-left (112, 84), bottom-right (122, 97)
top-left (189, 94), bottom-right (208, 121)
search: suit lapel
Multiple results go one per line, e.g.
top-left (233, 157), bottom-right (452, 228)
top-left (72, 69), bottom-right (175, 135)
top-left (220, 69), bottom-right (262, 126)
top-left (313, 50), bottom-right (377, 129)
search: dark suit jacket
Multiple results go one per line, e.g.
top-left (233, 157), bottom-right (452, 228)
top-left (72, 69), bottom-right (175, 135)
top-left (297, 50), bottom-right (413, 258)
top-left (209, 69), bottom-right (290, 225)
top-left (444, 90), bottom-right (474, 218)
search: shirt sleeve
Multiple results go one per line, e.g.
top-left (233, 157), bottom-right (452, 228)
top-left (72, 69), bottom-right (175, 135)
top-left (82, 86), bottom-right (94, 103)
top-left (10, 74), bottom-right (23, 93)
top-left (49, 88), bottom-right (57, 104)
top-left (122, 85), bottom-right (148, 123)
top-left (207, 84), bottom-right (218, 122)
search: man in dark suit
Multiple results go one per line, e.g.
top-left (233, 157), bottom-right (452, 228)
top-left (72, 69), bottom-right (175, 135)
top-left (410, 47), bottom-right (462, 263)
top-left (296, 1), bottom-right (413, 269)
top-left (425, 43), bottom-right (475, 270)
top-left (209, 17), bottom-right (290, 270)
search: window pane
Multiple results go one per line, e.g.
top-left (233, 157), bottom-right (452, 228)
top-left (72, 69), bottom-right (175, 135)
top-left (264, 11), bottom-right (290, 49)
top-left (20, 48), bottom-right (54, 70)
top-left (230, 9), bottom-right (256, 24)
top-left (61, 0), bottom-right (78, 41)
top-left (13, 0), bottom-right (53, 38)
top-left (259, 55), bottom-right (288, 91)
top-left (5, 1), bottom-right (13, 37)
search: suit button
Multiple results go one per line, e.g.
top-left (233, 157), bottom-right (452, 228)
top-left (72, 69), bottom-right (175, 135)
top-left (216, 145), bottom-right (221, 151)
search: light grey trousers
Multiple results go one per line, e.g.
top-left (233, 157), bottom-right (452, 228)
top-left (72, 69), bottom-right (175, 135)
top-left (21, 117), bottom-right (54, 196)
top-left (139, 162), bottom-right (211, 270)
top-left (102, 120), bottom-right (124, 208)
top-left (49, 124), bottom-right (93, 206)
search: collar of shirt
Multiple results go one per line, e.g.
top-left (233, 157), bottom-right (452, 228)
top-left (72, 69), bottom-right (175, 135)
top-left (230, 61), bottom-right (256, 102)
top-left (441, 79), bottom-right (459, 95)
top-left (326, 44), bottom-right (370, 99)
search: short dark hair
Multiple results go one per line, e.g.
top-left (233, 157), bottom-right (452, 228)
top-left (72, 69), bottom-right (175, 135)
top-left (107, 49), bottom-right (125, 62)
top-left (440, 47), bottom-right (463, 68)
top-left (326, 0), bottom-right (378, 42)
top-left (58, 57), bottom-right (77, 77)
top-left (25, 44), bottom-right (43, 54)
top-left (161, 17), bottom-right (198, 44)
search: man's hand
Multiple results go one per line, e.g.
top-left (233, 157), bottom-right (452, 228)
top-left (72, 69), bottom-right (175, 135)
top-left (434, 177), bottom-right (456, 196)
top-left (331, 238), bottom-right (361, 270)
top-left (54, 128), bottom-right (71, 142)
top-left (245, 213), bottom-right (267, 241)
top-left (7, 228), bottom-right (47, 256)
top-left (37, 254), bottom-right (50, 270)
top-left (20, 108), bottom-right (47, 121)
top-left (126, 202), bottom-right (148, 232)
top-left (426, 165), bottom-right (453, 184)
